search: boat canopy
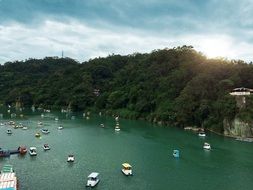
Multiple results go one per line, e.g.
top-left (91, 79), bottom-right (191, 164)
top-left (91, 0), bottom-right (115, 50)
top-left (1, 165), bottom-right (13, 173)
top-left (30, 147), bottom-right (36, 150)
top-left (88, 172), bottom-right (99, 178)
top-left (122, 163), bottom-right (132, 168)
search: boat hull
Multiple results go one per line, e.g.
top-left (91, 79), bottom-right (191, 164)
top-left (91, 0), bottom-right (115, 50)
top-left (86, 179), bottom-right (99, 187)
top-left (121, 169), bottom-right (132, 176)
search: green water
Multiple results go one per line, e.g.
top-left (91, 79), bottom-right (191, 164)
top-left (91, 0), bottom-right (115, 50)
top-left (0, 109), bottom-right (253, 190)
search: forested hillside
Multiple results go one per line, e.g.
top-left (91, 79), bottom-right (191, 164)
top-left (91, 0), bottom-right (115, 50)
top-left (1, 46), bottom-right (253, 132)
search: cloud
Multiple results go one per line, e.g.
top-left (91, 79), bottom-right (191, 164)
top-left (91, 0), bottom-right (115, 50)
top-left (1, 0), bottom-right (253, 63)
top-left (1, 18), bottom-right (253, 64)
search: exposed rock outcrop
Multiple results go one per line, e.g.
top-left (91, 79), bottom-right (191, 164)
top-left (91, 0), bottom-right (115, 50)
top-left (224, 118), bottom-right (253, 138)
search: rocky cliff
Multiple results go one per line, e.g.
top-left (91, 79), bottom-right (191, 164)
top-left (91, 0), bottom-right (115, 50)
top-left (223, 95), bottom-right (253, 138)
top-left (223, 118), bottom-right (253, 138)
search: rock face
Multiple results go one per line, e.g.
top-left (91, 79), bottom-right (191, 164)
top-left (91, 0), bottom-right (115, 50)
top-left (223, 93), bottom-right (253, 138)
top-left (224, 118), bottom-right (253, 138)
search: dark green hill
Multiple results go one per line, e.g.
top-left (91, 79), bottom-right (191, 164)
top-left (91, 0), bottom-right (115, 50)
top-left (2, 46), bottom-right (253, 134)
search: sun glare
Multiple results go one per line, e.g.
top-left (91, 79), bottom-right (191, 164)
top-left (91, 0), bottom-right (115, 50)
top-left (199, 38), bottom-right (232, 59)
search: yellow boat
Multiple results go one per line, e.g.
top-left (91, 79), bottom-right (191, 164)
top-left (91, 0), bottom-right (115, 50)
top-left (121, 163), bottom-right (133, 176)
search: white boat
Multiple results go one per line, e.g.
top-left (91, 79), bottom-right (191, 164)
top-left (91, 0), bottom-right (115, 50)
top-left (41, 128), bottom-right (50, 134)
top-left (22, 126), bottom-right (28, 130)
top-left (121, 163), bottom-right (133, 176)
top-left (7, 129), bottom-right (12, 134)
top-left (86, 172), bottom-right (100, 187)
top-left (198, 132), bottom-right (206, 137)
top-left (100, 124), bottom-right (105, 128)
top-left (173, 150), bottom-right (180, 158)
top-left (55, 117), bottom-right (59, 121)
top-left (29, 147), bottom-right (37, 156)
top-left (43, 144), bottom-right (50, 151)
top-left (67, 155), bottom-right (74, 162)
top-left (38, 121), bottom-right (43, 125)
top-left (0, 165), bottom-right (18, 190)
top-left (203, 142), bottom-right (211, 150)
top-left (58, 126), bottom-right (63, 130)
top-left (115, 123), bottom-right (120, 131)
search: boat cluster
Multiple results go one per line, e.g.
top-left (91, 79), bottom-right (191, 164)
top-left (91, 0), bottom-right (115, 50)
top-left (172, 130), bottom-right (211, 158)
top-left (28, 144), bottom-right (51, 156)
top-left (1, 121), bottom-right (29, 134)
top-left (85, 163), bottom-right (133, 187)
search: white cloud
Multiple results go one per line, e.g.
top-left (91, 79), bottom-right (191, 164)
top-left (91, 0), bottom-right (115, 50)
top-left (0, 19), bottom-right (253, 64)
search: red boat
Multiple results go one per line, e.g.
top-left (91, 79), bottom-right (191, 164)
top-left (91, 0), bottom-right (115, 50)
top-left (18, 146), bottom-right (27, 154)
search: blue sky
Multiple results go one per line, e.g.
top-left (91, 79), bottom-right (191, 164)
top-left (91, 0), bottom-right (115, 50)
top-left (0, 0), bottom-right (253, 63)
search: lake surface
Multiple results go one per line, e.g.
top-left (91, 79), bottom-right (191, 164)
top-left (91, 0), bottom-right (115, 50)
top-left (0, 108), bottom-right (253, 190)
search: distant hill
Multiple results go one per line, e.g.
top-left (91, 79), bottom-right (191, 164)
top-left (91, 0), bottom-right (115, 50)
top-left (1, 46), bottom-right (253, 136)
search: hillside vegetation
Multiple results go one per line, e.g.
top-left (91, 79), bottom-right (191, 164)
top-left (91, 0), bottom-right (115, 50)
top-left (1, 46), bottom-right (253, 132)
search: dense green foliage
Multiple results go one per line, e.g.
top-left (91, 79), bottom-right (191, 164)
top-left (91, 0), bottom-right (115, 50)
top-left (2, 46), bottom-right (253, 131)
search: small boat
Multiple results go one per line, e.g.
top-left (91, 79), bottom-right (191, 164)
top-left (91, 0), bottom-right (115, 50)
top-left (41, 128), bottom-right (50, 134)
top-left (173, 150), bottom-right (180, 158)
top-left (8, 121), bottom-right (15, 125)
top-left (0, 165), bottom-right (18, 190)
top-left (86, 172), bottom-right (100, 187)
top-left (38, 121), bottom-right (43, 125)
top-left (198, 131), bottom-right (206, 137)
top-left (35, 133), bottom-right (41, 138)
top-left (43, 144), bottom-right (50, 151)
top-left (121, 163), bottom-right (133, 176)
top-left (22, 126), bottom-right (28, 130)
top-left (29, 147), bottom-right (37, 156)
top-left (55, 117), bottom-right (59, 121)
top-left (100, 124), bottom-right (105, 128)
top-left (7, 129), bottom-right (12, 134)
top-left (67, 155), bottom-right (74, 162)
top-left (18, 146), bottom-right (27, 154)
top-left (203, 142), bottom-right (211, 150)
top-left (115, 123), bottom-right (120, 131)
top-left (58, 126), bottom-right (63, 130)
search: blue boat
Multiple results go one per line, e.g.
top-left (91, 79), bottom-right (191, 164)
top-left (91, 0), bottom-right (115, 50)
top-left (173, 150), bottom-right (180, 158)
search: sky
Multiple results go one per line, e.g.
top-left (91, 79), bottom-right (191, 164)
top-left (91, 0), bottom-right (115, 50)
top-left (0, 0), bottom-right (253, 63)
